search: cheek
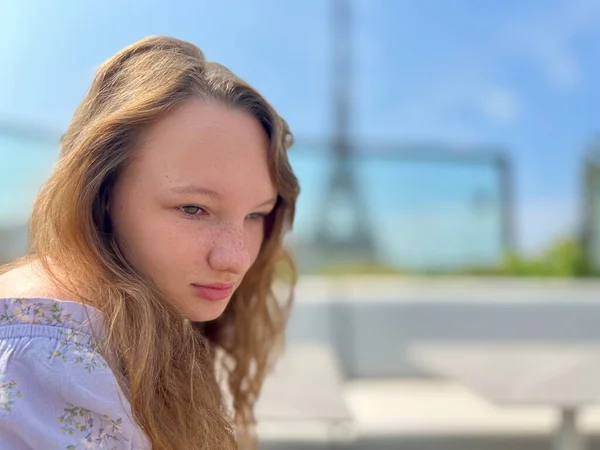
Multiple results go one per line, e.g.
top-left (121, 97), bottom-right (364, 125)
top-left (144, 220), bottom-right (211, 265)
top-left (113, 206), bottom-right (205, 269)
top-left (246, 223), bottom-right (266, 262)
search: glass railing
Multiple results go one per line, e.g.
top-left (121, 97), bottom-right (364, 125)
top-left (288, 142), bottom-right (508, 273)
top-left (0, 129), bottom-right (59, 262)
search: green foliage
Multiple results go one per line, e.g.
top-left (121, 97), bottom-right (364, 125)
top-left (316, 262), bottom-right (404, 276)
top-left (461, 237), bottom-right (597, 277)
top-left (311, 237), bottom-right (599, 278)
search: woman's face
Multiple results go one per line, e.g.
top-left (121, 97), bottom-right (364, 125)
top-left (109, 99), bottom-right (276, 322)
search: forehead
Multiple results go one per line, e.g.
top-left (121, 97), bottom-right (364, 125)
top-left (127, 99), bottom-right (276, 198)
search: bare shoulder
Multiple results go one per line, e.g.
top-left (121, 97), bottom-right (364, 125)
top-left (0, 261), bottom-right (67, 299)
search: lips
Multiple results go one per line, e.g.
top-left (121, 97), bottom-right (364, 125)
top-left (191, 283), bottom-right (235, 301)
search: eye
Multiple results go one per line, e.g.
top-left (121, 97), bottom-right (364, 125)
top-left (179, 205), bottom-right (206, 216)
top-left (247, 212), bottom-right (268, 221)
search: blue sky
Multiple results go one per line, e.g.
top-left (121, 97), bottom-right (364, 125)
top-left (2, 0), bottom-right (600, 261)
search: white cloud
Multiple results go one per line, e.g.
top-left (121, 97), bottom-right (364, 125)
top-left (360, 67), bottom-right (521, 143)
top-left (502, 0), bottom-right (600, 89)
top-left (526, 35), bottom-right (580, 88)
top-left (481, 86), bottom-right (520, 124)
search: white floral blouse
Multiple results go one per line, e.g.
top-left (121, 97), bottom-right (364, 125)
top-left (0, 297), bottom-right (150, 449)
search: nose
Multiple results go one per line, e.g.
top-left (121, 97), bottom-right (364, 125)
top-left (207, 223), bottom-right (253, 275)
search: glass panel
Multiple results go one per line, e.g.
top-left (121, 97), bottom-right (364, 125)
top-left (289, 142), bottom-right (504, 273)
top-left (0, 130), bottom-right (59, 261)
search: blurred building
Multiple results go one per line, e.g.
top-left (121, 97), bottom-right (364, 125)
top-left (583, 141), bottom-right (600, 271)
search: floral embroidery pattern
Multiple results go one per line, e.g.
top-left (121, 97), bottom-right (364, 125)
top-left (59, 404), bottom-right (126, 450)
top-left (50, 328), bottom-right (107, 373)
top-left (0, 298), bottom-right (76, 327)
top-left (0, 298), bottom-right (106, 373)
top-left (0, 379), bottom-right (23, 411)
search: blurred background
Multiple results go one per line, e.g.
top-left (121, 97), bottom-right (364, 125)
top-left (5, 1), bottom-right (600, 449)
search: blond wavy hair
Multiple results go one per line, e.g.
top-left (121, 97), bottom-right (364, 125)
top-left (4, 36), bottom-right (299, 449)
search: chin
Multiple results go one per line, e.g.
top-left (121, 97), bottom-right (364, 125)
top-left (185, 299), bottom-right (230, 323)
top-left (190, 312), bottom-right (226, 323)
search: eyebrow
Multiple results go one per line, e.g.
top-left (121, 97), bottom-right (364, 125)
top-left (169, 185), bottom-right (222, 198)
top-left (256, 196), bottom-right (278, 209)
top-left (169, 184), bottom-right (277, 209)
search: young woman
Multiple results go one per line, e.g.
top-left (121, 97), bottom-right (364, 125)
top-left (0, 36), bottom-right (299, 449)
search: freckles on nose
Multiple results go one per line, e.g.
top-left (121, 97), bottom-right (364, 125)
top-left (213, 224), bottom-right (240, 246)
top-left (207, 224), bottom-right (252, 272)
top-left (226, 227), bottom-right (248, 255)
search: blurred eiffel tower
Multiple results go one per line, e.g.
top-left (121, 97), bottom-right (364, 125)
top-left (312, 0), bottom-right (377, 263)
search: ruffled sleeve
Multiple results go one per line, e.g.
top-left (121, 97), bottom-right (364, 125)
top-left (0, 298), bottom-right (149, 449)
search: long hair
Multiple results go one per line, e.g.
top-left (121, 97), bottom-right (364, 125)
top-left (10, 36), bottom-right (299, 449)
